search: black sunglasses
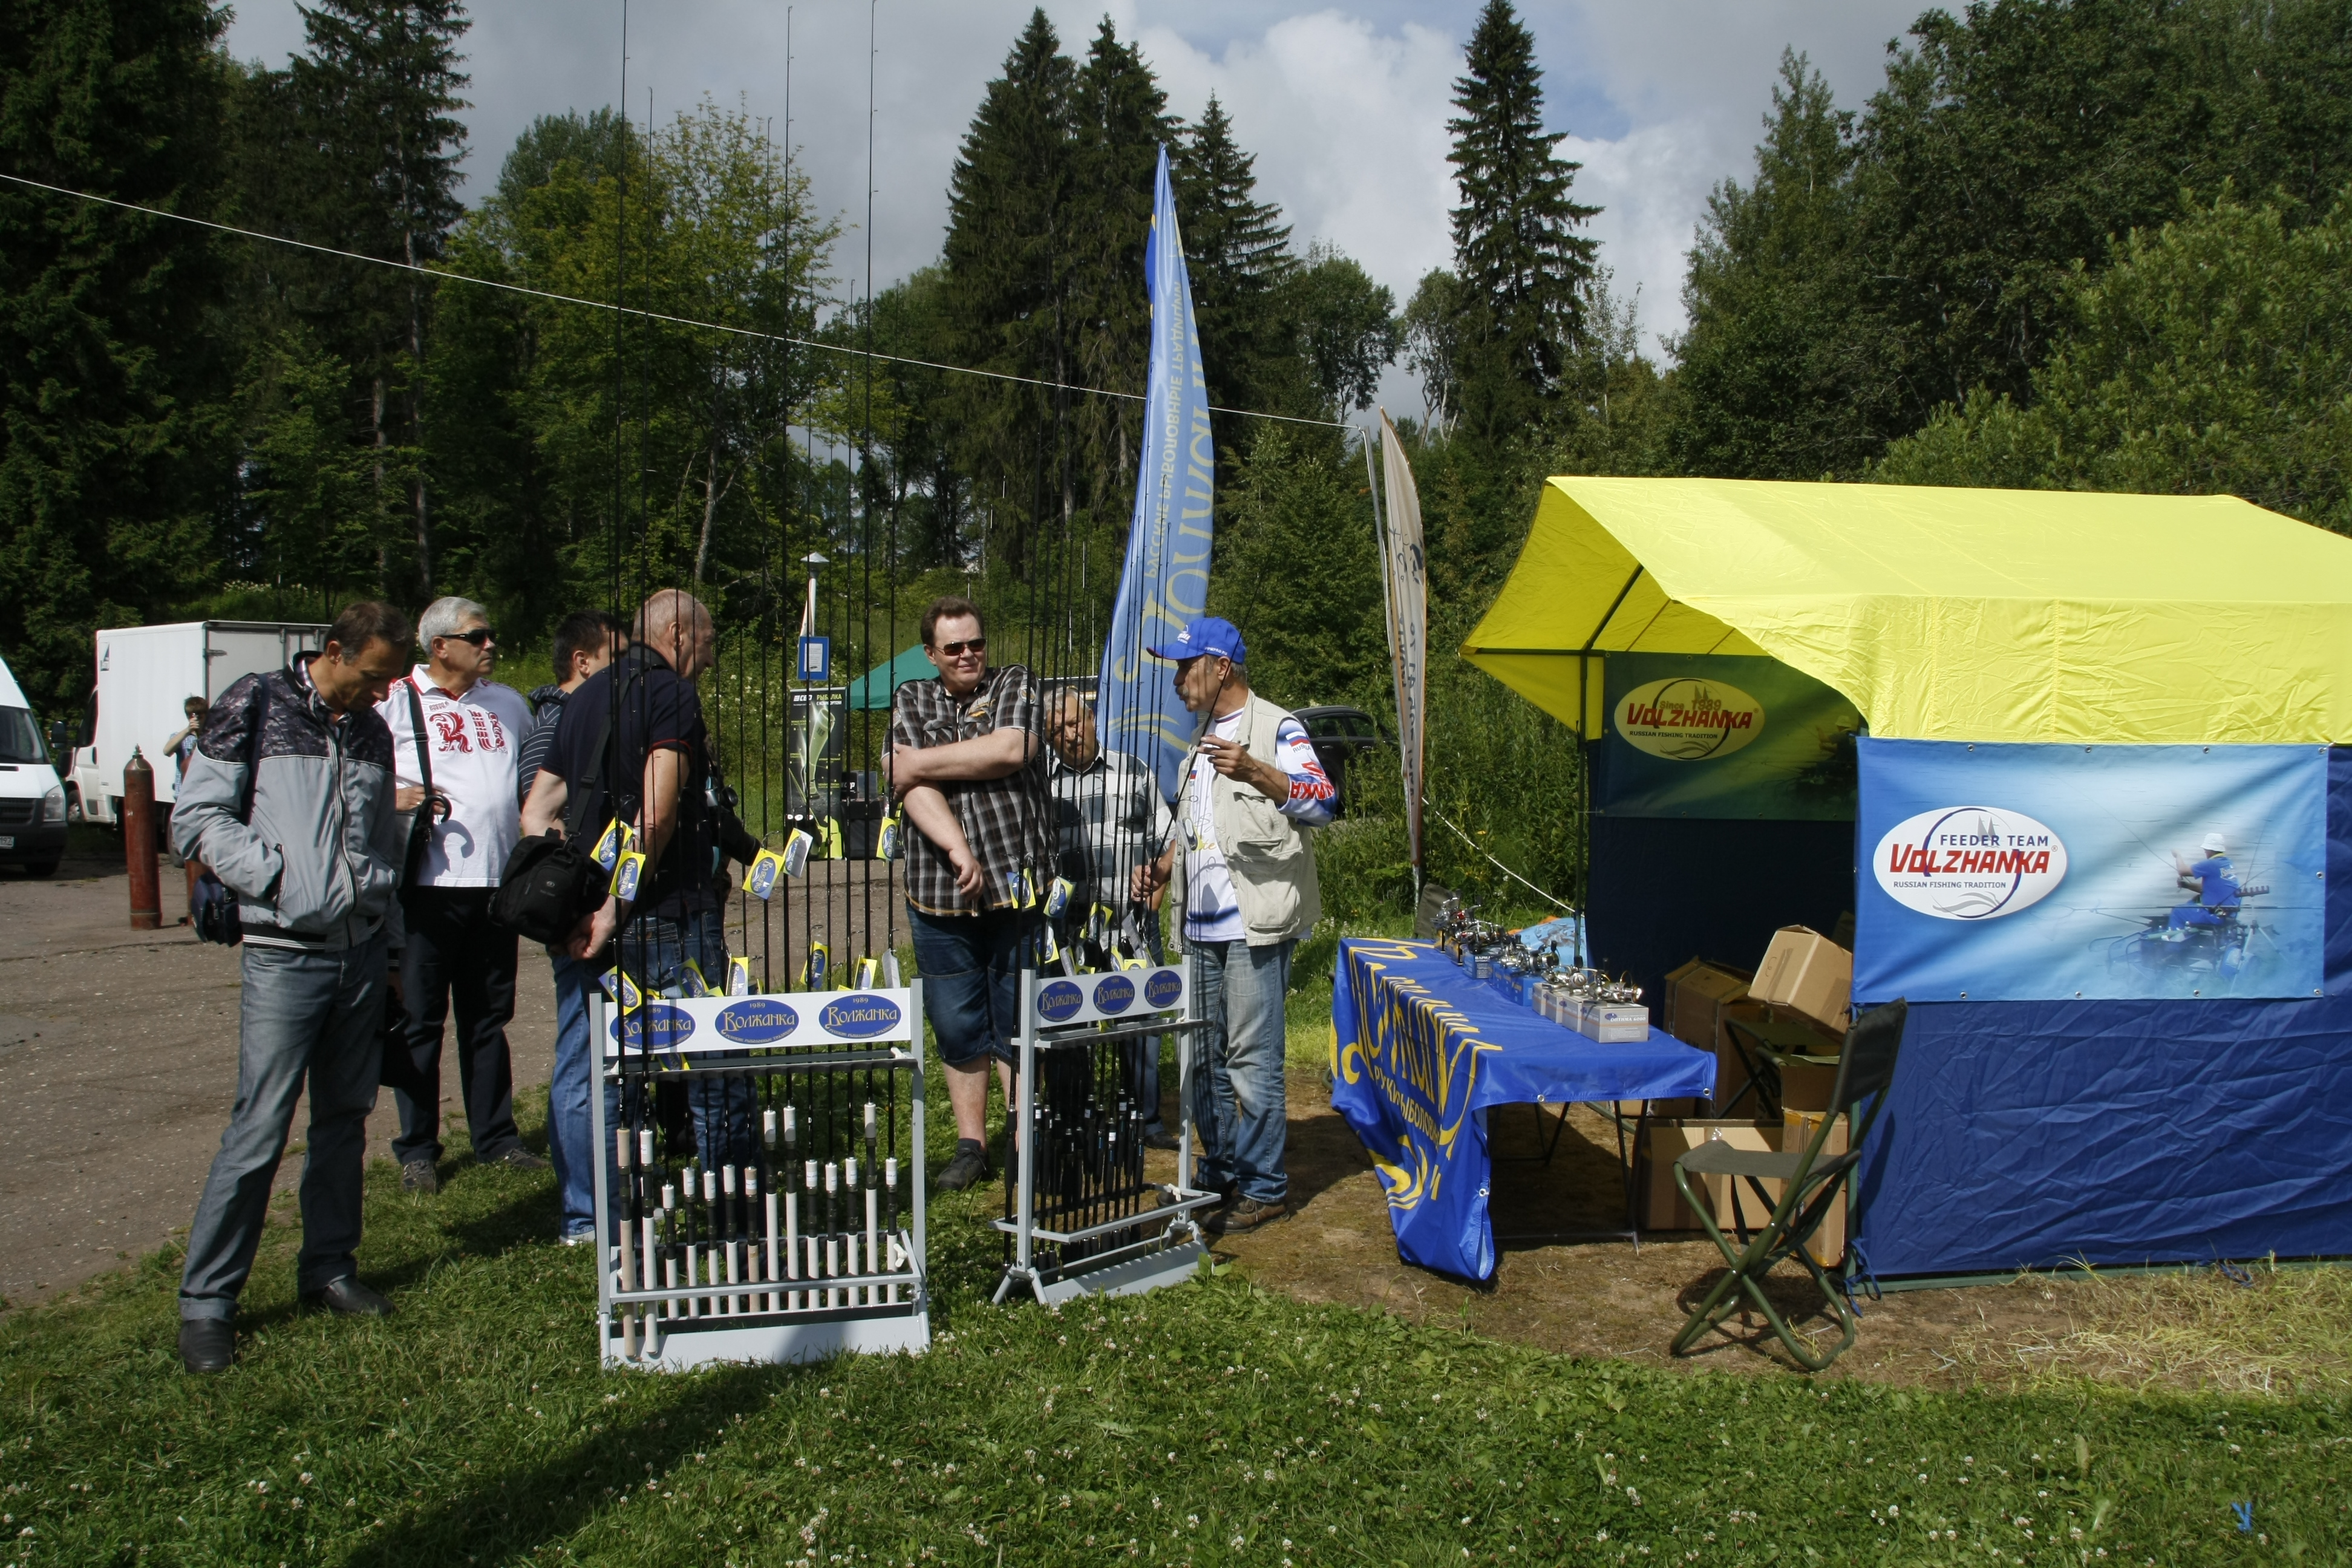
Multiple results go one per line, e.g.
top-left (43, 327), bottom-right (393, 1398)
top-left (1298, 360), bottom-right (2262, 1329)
top-left (442, 627), bottom-right (497, 647)
top-left (934, 637), bottom-right (985, 658)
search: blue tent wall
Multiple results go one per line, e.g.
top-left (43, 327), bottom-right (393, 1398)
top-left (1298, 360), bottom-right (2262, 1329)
top-left (1587, 814), bottom-right (1854, 1005)
top-left (1849, 748), bottom-right (2352, 1276)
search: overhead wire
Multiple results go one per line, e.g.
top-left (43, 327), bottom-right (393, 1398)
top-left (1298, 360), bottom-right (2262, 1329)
top-left (0, 169), bottom-right (1349, 432)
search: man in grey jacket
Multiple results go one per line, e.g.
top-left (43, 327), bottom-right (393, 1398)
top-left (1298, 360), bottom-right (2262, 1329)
top-left (171, 601), bottom-right (414, 1373)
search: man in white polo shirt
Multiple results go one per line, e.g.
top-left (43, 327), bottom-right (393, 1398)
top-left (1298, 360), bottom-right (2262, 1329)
top-left (377, 596), bottom-right (544, 1191)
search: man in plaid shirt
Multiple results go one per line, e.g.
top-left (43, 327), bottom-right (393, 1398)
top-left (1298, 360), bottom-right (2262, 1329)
top-left (887, 596), bottom-right (1048, 1191)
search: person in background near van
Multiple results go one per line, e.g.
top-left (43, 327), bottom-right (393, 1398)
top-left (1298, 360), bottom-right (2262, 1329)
top-left (165, 696), bottom-right (207, 777)
top-left (516, 609), bottom-right (627, 1244)
top-left (379, 597), bottom-right (544, 1194)
top-left (1131, 617), bottom-right (1331, 1235)
top-left (171, 601), bottom-right (413, 1374)
top-left (165, 696), bottom-right (209, 914)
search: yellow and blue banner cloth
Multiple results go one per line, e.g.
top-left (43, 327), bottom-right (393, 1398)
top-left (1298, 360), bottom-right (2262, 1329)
top-left (1329, 938), bottom-right (1713, 1281)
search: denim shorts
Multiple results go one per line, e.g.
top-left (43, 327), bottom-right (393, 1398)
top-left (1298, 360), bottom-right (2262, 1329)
top-left (906, 903), bottom-right (1031, 1068)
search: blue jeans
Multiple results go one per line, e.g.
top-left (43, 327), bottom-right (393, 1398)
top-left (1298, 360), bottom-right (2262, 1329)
top-left (548, 954), bottom-right (598, 1240)
top-left (907, 904), bottom-right (1029, 1068)
top-left (1191, 938), bottom-right (1293, 1205)
top-left (605, 909), bottom-right (754, 1234)
top-left (180, 935), bottom-right (390, 1320)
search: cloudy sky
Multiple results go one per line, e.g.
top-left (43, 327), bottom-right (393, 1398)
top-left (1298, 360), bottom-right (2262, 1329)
top-left (223, 1), bottom-right (1927, 393)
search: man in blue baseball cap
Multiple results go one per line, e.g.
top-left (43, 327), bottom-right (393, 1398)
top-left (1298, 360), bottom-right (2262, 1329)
top-left (1131, 616), bottom-right (1333, 1234)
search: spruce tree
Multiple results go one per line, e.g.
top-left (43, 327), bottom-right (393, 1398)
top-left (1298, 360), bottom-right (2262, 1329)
top-left (273, 0), bottom-right (471, 597)
top-left (1, 0), bottom-right (235, 705)
top-left (942, 8), bottom-right (1077, 575)
top-left (1068, 18), bottom-right (1176, 535)
top-left (1445, 0), bottom-right (1596, 445)
top-left (1175, 95), bottom-right (1294, 437)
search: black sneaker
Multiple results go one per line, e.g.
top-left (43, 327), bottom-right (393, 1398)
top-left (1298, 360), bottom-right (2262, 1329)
top-left (1143, 1127), bottom-right (1180, 1152)
top-left (302, 1276), bottom-right (394, 1317)
top-left (179, 1318), bottom-right (235, 1374)
top-left (400, 1160), bottom-right (440, 1194)
top-left (487, 1147), bottom-right (549, 1172)
top-left (935, 1145), bottom-right (990, 1192)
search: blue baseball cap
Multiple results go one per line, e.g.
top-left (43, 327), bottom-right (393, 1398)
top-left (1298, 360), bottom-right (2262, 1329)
top-left (1146, 616), bottom-right (1246, 665)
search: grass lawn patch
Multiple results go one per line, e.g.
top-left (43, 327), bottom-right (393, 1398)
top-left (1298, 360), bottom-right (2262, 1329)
top-left (4, 1091), bottom-right (2349, 1566)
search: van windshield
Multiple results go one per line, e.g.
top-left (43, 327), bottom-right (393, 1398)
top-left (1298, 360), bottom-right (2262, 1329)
top-left (0, 707), bottom-right (47, 765)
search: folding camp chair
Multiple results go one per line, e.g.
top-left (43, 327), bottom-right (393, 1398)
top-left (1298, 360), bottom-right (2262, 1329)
top-left (1668, 999), bottom-right (1907, 1371)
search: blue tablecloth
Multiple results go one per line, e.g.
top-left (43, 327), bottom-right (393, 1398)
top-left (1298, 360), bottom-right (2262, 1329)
top-left (1330, 938), bottom-right (1715, 1280)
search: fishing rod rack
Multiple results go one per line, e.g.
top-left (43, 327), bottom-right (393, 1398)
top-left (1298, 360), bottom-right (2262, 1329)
top-left (589, 984), bottom-right (929, 1371)
top-left (995, 963), bottom-right (1218, 1307)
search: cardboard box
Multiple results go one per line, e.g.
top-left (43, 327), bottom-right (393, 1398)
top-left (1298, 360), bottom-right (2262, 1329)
top-left (1781, 1109), bottom-right (1849, 1266)
top-left (1642, 1120), bottom-right (1781, 1232)
top-left (1663, 959), bottom-right (1752, 1051)
top-left (1752, 926), bottom-right (1853, 1034)
top-left (1662, 959), bottom-right (1768, 1116)
top-left (1776, 1059), bottom-right (1840, 1114)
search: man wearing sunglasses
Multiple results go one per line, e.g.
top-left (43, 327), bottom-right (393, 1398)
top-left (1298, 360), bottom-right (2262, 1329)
top-left (377, 596), bottom-right (542, 1192)
top-left (887, 595), bottom-right (1050, 1192)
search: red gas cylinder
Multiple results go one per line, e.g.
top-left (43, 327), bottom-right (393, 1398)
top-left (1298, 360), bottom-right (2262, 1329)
top-left (124, 748), bottom-right (160, 930)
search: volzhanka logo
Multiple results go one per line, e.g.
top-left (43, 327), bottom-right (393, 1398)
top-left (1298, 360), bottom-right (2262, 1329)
top-left (1092, 973), bottom-right (1137, 1015)
top-left (1036, 979), bottom-right (1085, 1025)
top-left (819, 993), bottom-right (902, 1039)
top-left (612, 1002), bottom-right (694, 1051)
top-left (1143, 967), bottom-right (1184, 1011)
top-left (1874, 806), bottom-right (2068, 920)
top-left (1615, 677), bottom-right (1765, 762)
top-left (714, 998), bottom-right (799, 1045)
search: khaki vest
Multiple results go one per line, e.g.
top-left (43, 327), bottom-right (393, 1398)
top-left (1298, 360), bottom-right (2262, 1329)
top-left (1169, 691), bottom-right (1322, 949)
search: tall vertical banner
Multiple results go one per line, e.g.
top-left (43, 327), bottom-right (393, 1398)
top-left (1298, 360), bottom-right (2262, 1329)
top-left (1377, 411), bottom-right (1427, 871)
top-left (1100, 146), bottom-right (1214, 803)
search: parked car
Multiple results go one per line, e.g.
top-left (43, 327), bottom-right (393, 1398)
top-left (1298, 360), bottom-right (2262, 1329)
top-left (0, 653), bottom-right (67, 877)
top-left (1292, 704), bottom-right (1389, 812)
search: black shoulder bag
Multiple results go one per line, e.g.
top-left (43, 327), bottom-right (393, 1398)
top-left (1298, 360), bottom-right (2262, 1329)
top-left (192, 677), bottom-right (271, 946)
top-left (400, 681), bottom-right (440, 888)
top-left (490, 675), bottom-right (634, 944)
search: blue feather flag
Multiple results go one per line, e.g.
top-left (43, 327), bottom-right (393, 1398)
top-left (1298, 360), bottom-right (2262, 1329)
top-left (1099, 145), bottom-right (1212, 803)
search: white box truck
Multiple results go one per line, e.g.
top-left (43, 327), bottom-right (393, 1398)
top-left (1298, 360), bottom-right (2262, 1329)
top-left (67, 621), bottom-right (329, 826)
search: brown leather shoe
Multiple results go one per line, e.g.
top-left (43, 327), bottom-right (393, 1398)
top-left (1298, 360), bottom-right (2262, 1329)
top-left (1205, 1197), bottom-right (1287, 1235)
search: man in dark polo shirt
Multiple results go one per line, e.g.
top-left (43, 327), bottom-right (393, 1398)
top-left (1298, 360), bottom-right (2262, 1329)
top-left (887, 595), bottom-right (1049, 1191)
top-left (534, 589), bottom-right (751, 1172)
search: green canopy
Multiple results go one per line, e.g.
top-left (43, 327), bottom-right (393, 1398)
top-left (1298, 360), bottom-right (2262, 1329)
top-left (849, 644), bottom-right (931, 710)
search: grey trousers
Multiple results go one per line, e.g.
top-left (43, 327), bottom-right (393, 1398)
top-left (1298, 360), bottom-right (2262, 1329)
top-left (180, 935), bottom-right (390, 1321)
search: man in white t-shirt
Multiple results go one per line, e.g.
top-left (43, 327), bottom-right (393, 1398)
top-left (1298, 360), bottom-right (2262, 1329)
top-left (376, 596), bottom-right (543, 1191)
top-left (1132, 617), bottom-right (1333, 1234)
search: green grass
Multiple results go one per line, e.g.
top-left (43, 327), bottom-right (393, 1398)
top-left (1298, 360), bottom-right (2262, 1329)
top-left (4, 1093), bottom-right (2350, 1566)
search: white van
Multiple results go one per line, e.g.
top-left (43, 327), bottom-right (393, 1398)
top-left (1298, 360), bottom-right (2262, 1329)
top-left (0, 653), bottom-right (68, 877)
top-left (66, 621), bottom-right (327, 826)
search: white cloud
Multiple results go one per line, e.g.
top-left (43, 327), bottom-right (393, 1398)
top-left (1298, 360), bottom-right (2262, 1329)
top-left (1139, 11), bottom-right (1461, 293)
top-left (1564, 122), bottom-right (1723, 355)
top-left (220, 0), bottom-right (1926, 375)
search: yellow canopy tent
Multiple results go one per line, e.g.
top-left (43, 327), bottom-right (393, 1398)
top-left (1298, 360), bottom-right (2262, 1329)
top-left (1463, 478), bottom-right (2352, 746)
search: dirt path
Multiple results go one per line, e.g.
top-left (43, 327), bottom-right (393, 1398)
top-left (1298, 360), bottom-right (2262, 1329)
top-left (1183, 1071), bottom-right (2197, 1388)
top-left (0, 845), bottom-right (552, 1313)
